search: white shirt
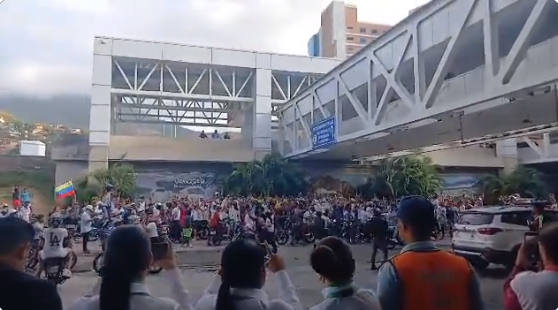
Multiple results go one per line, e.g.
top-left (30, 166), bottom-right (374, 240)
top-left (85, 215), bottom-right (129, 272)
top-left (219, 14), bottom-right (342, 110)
top-left (191, 209), bottom-right (202, 221)
top-left (138, 201), bottom-right (146, 212)
top-left (228, 208), bottom-right (240, 222)
top-left (42, 227), bottom-right (68, 257)
top-left (309, 288), bottom-right (381, 310)
top-left (265, 218), bottom-right (275, 232)
top-left (81, 211), bottom-right (92, 233)
top-left (172, 207), bottom-right (181, 221)
top-left (68, 269), bottom-right (192, 310)
top-left (20, 206), bottom-right (31, 222)
top-left (195, 271), bottom-right (301, 310)
top-left (244, 213), bottom-right (254, 229)
top-left (146, 222), bottom-right (159, 238)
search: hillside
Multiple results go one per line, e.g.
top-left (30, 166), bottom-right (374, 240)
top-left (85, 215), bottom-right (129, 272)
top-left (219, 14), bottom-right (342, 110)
top-left (0, 94), bottom-right (198, 136)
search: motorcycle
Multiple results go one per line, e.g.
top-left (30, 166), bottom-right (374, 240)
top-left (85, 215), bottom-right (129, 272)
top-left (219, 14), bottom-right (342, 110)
top-left (195, 221), bottom-right (210, 240)
top-left (72, 227), bottom-right (101, 242)
top-left (93, 252), bottom-right (163, 276)
top-left (43, 257), bottom-right (72, 285)
top-left (208, 222), bottom-right (243, 246)
top-left (276, 229), bottom-right (290, 245)
top-left (276, 226), bottom-right (315, 245)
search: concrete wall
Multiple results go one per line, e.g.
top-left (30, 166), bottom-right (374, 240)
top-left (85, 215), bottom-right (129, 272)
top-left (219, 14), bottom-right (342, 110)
top-left (109, 136), bottom-right (254, 162)
top-left (55, 161), bottom-right (88, 187)
top-left (425, 146), bottom-right (503, 168)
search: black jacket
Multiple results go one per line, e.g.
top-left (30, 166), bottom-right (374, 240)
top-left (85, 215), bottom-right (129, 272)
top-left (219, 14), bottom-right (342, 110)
top-left (370, 216), bottom-right (389, 239)
top-left (0, 264), bottom-right (62, 310)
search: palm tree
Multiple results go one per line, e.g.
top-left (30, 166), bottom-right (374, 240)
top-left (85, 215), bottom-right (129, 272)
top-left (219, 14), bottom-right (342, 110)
top-left (75, 163), bottom-right (137, 203)
top-left (478, 166), bottom-right (547, 204)
top-left (223, 153), bottom-right (308, 197)
top-left (368, 155), bottom-right (442, 198)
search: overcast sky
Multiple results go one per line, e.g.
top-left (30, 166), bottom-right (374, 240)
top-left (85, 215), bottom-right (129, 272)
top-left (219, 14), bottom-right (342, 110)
top-left (0, 0), bottom-right (429, 96)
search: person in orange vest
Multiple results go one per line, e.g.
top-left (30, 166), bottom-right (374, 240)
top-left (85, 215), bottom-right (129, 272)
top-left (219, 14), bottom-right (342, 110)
top-left (376, 196), bottom-right (485, 310)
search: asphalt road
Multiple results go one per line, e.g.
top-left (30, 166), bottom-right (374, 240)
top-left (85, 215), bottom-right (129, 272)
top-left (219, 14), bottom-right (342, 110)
top-left (60, 242), bottom-right (506, 309)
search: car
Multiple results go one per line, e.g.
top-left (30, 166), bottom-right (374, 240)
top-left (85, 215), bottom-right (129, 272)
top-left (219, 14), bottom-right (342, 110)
top-left (451, 205), bottom-right (558, 271)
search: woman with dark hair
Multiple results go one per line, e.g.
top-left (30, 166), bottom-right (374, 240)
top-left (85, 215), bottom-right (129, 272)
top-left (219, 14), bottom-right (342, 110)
top-left (309, 236), bottom-right (382, 310)
top-left (195, 239), bottom-right (301, 310)
top-left (68, 225), bottom-right (192, 310)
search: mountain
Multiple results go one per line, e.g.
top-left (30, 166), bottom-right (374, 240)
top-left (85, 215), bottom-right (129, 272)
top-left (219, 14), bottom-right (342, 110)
top-left (0, 94), bottom-right (199, 136)
top-left (0, 94), bottom-right (90, 128)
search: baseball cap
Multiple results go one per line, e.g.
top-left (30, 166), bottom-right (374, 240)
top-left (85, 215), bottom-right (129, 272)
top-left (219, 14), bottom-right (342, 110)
top-left (0, 217), bottom-right (34, 255)
top-left (397, 196), bottom-right (436, 228)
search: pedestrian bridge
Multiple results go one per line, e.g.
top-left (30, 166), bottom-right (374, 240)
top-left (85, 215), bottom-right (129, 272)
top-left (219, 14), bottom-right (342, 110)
top-left (279, 0), bottom-right (558, 161)
top-left (52, 135), bottom-right (255, 163)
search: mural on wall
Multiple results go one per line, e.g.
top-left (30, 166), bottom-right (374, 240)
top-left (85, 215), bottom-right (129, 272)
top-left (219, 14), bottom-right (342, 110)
top-left (439, 174), bottom-right (483, 194)
top-left (135, 169), bottom-right (222, 201)
top-left (304, 168), bottom-right (369, 197)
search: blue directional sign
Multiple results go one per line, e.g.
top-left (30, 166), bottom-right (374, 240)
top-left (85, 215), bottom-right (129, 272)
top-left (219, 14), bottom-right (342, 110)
top-left (311, 117), bottom-right (336, 149)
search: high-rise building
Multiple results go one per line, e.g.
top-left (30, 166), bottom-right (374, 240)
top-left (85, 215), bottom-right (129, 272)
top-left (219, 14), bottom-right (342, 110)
top-left (307, 0), bottom-right (392, 59)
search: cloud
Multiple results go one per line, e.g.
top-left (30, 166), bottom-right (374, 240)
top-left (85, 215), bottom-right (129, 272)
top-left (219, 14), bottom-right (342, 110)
top-left (0, 0), bottom-right (429, 96)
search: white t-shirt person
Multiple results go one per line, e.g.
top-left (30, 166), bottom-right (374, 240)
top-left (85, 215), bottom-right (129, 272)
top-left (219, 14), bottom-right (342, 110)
top-left (145, 222), bottom-right (159, 238)
top-left (80, 209), bottom-right (93, 234)
top-left (40, 227), bottom-right (69, 259)
top-left (171, 206), bottom-right (181, 221)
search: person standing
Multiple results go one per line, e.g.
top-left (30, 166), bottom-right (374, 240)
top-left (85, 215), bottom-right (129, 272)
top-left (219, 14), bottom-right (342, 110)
top-left (0, 217), bottom-right (63, 310)
top-left (81, 205), bottom-right (93, 254)
top-left (12, 186), bottom-right (20, 209)
top-left (370, 209), bottom-right (389, 270)
top-left (377, 196), bottom-right (484, 310)
top-left (170, 203), bottom-right (181, 241)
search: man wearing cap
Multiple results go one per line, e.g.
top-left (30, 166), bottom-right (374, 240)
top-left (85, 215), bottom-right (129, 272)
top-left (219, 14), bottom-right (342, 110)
top-left (376, 196), bottom-right (485, 310)
top-left (0, 217), bottom-right (63, 310)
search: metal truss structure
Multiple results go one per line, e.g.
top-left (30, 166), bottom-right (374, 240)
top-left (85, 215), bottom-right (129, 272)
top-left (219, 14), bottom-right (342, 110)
top-left (361, 123), bottom-right (558, 162)
top-left (517, 124), bottom-right (558, 164)
top-left (110, 58), bottom-right (321, 129)
top-left (280, 0), bottom-right (558, 158)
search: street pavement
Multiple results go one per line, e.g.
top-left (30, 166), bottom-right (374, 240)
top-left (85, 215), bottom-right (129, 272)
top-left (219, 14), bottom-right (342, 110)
top-left (61, 240), bottom-right (506, 309)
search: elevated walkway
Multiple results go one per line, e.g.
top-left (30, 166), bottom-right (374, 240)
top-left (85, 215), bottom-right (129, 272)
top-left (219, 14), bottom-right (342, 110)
top-left (280, 0), bottom-right (558, 161)
top-left (422, 146), bottom-right (503, 168)
top-left (109, 136), bottom-right (253, 162)
top-left (518, 129), bottom-right (558, 164)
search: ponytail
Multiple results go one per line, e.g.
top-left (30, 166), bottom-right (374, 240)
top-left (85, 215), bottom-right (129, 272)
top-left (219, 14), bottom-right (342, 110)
top-left (99, 262), bottom-right (134, 310)
top-left (216, 278), bottom-right (234, 310)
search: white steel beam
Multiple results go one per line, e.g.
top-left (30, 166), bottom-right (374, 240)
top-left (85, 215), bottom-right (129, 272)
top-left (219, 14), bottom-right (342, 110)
top-left (280, 0), bottom-right (558, 159)
top-left (360, 124), bottom-right (558, 162)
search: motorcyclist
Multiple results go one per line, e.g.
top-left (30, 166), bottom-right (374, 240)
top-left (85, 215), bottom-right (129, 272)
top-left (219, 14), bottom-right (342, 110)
top-left (369, 208), bottom-right (389, 270)
top-left (37, 216), bottom-right (72, 278)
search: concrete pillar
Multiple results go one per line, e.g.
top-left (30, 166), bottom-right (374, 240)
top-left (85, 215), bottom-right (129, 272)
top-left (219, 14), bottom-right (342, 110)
top-left (241, 106), bottom-right (254, 147)
top-left (496, 138), bottom-right (518, 176)
top-left (253, 68), bottom-right (273, 161)
top-left (89, 48), bottom-right (112, 172)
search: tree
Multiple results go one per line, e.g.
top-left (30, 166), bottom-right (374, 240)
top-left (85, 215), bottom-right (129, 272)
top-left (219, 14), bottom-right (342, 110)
top-left (358, 155), bottom-right (442, 198)
top-left (222, 153), bottom-right (308, 197)
top-left (75, 163), bottom-right (137, 203)
top-left (478, 166), bottom-right (547, 204)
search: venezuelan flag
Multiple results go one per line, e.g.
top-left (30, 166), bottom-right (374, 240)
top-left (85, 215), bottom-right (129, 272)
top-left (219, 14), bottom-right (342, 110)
top-left (55, 181), bottom-right (75, 198)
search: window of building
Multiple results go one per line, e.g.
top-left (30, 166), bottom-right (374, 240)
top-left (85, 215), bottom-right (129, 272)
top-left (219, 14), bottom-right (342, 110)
top-left (347, 26), bottom-right (353, 30)
top-left (360, 27), bottom-right (366, 33)
top-left (372, 29), bottom-right (378, 34)
top-left (347, 36), bottom-right (354, 41)
top-left (359, 38), bottom-right (367, 44)
top-left (347, 47), bottom-right (354, 52)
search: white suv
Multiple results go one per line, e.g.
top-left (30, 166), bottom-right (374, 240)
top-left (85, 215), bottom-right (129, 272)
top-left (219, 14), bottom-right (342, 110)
top-left (451, 206), bottom-right (557, 270)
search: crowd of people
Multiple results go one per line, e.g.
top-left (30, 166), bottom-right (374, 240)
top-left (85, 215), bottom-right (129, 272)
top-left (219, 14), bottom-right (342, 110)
top-left (0, 194), bottom-right (557, 310)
